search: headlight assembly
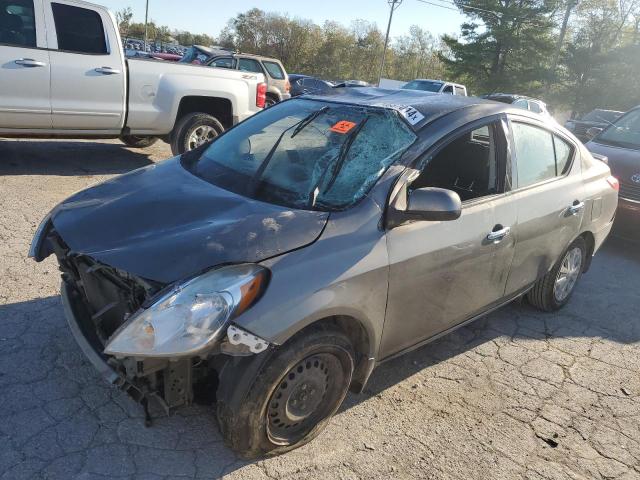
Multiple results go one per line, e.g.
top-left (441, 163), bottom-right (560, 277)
top-left (104, 264), bottom-right (268, 358)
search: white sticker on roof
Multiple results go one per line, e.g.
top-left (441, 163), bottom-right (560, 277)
top-left (377, 104), bottom-right (425, 126)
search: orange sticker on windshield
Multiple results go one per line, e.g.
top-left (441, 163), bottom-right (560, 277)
top-left (329, 120), bottom-right (356, 134)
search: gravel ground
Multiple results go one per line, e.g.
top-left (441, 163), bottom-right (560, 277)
top-left (1, 138), bottom-right (639, 480)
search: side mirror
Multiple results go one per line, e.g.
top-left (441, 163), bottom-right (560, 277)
top-left (407, 187), bottom-right (462, 221)
top-left (388, 187), bottom-right (461, 228)
top-left (586, 126), bottom-right (603, 139)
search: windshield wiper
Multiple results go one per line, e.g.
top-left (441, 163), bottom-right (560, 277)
top-left (248, 106), bottom-right (330, 196)
top-left (308, 117), bottom-right (369, 207)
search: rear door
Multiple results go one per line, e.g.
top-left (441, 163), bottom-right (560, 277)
top-left (504, 116), bottom-right (584, 295)
top-left (0, 0), bottom-right (51, 129)
top-left (44, 0), bottom-right (125, 131)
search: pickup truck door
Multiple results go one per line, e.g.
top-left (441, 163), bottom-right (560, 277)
top-left (381, 118), bottom-right (517, 359)
top-left (0, 0), bottom-right (51, 129)
top-left (503, 117), bottom-right (585, 296)
top-left (44, 0), bottom-right (125, 131)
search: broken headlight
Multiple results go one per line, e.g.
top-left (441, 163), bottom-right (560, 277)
top-left (104, 264), bottom-right (268, 357)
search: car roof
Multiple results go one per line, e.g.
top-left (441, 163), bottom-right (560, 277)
top-left (304, 87), bottom-right (506, 128)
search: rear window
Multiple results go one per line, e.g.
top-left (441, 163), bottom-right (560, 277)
top-left (402, 80), bottom-right (443, 93)
top-left (0, 0), bottom-right (36, 47)
top-left (264, 61), bottom-right (285, 79)
top-left (52, 3), bottom-right (106, 54)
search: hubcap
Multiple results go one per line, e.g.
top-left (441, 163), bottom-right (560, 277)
top-left (187, 125), bottom-right (217, 150)
top-left (554, 247), bottom-right (582, 302)
top-left (267, 353), bottom-right (345, 445)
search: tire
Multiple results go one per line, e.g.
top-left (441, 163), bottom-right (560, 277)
top-left (170, 112), bottom-right (224, 156)
top-left (216, 327), bottom-right (355, 458)
top-left (527, 236), bottom-right (586, 312)
top-left (264, 96), bottom-right (277, 108)
top-left (119, 135), bottom-right (158, 148)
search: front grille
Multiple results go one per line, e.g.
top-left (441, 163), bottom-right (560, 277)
top-left (619, 181), bottom-right (640, 202)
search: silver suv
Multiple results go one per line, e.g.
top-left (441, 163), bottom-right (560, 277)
top-left (31, 89), bottom-right (618, 458)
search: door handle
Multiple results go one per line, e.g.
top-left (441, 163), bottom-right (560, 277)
top-left (15, 58), bottom-right (46, 67)
top-left (568, 201), bottom-right (585, 216)
top-left (487, 225), bottom-right (511, 243)
top-left (94, 66), bottom-right (121, 75)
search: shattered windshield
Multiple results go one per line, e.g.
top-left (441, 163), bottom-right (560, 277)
top-left (182, 99), bottom-right (416, 211)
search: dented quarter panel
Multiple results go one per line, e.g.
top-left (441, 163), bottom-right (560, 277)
top-left (50, 158), bottom-right (328, 283)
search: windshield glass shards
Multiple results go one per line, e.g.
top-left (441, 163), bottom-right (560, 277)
top-left (182, 99), bottom-right (416, 211)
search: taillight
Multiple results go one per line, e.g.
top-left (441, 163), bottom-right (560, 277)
top-left (607, 176), bottom-right (619, 191)
top-left (285, 79), bottom-right (290, 93)
top-left (256, 82), bottom-right (267, 108)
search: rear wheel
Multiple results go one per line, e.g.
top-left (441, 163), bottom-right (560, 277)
top-left (527, 236), bottom-right (586, 311)
top-left (216, 328), bottom-right (354, 458)
top-left (170, 112), bottom-right (224, 156)
top-left (120, 135), bottom-right (158, 148)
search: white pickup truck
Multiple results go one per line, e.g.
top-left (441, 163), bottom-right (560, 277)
top-left (0, 0), bottom-right (266, 154)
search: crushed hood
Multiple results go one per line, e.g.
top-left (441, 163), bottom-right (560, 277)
top-left (51, 158), bottom-right (328, 283)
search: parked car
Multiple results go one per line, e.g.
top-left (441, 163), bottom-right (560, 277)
top-left (482, 93), bottom-right (551, 117)
top-left (565, 109), bottom-right (624, 142)
top-left (402, 79), bottom-right (468, 96)
top-left (204, 53), bottom-right (291, 106)
top-left (288, 74), bottom-right (334, 97)
top-left (333, 80), bottom-right (371, 88)
top-left (586, 106), bottom-right (640, 238)
top-left (0, 0), bottom-right (266, 155)
top-left (31, 89), bottom-right (617, 458)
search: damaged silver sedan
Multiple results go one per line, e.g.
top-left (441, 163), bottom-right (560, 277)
top-left (30, 89), bottom-right (618, 457)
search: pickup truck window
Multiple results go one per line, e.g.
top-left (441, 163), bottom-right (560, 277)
top-left (238, 58), bottom-right (263, 74)
top-left (210, 57), bottom-right (233, 69)
top-left (264, 61), bottom-right (285, 80)
top-left (454, 86), bottom-right (465, 96)
top-left (51, 3), bottom-right (107, 54)
top-left (0, 0), bottom-right (36, 47)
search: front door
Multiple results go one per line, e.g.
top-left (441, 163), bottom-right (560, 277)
top-left (381, 118), bottom-right (517, 359)
top-left (0, 0), bottom-right (51, 129)
top-left (45, 0), bottom-right (125, 131)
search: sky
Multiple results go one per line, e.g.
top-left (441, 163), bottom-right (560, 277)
top-left (99, 0), bottom-right (467, 39)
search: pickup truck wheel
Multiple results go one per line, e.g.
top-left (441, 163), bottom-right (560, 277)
top-left (216, 328), bottom-right (354, 458)
top-left (119, 135), bottom-right (158, 148)
top-left (170, 113), bottom-right (224, 155)
top-left (527, 236), bottom-right (586, 312)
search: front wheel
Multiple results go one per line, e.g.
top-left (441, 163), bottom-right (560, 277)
top-left (216, 328), bottom-right (354, 458)
top-left (170, 112), bottom-right (224, 156)
top-left (527, 236), bottom-right (586, 311)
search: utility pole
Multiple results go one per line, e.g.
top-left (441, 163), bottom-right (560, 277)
top-left (378, 0), bottom-right (402, 85)
top-left (143, 0), bottom-right (150, 51)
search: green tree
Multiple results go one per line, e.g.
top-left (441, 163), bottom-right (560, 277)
top-left (441, 0), bottom-right (558, 94)
top-left (115, 7), bottom-right (133, 39)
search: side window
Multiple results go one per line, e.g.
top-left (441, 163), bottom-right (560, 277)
top-left (513, 99), bottom-right (529, 110)
top-left (454, 86), bottom-right (465, 96)
top-left (0, 0), bottom-right (36, 47)
top-left (263, 61), bottom-right (285, 79)
top-left (238, 58), bottom-right (263, 74)
top-left (412, 122), bottom-right (505, 202)
top-left (52, 3), bottom-right (107, 54)
top-left (554, 135), bottom-right (573, 174)
top-left (210, 57), bottom-right (233, 69)
top-left (442, 85), bottom-right (454, 94)
top-left (512, 122), bottom-right (574, 188)
top-left (529, 101), bottom-right (542, 114)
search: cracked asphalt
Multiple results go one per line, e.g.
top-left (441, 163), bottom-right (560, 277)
top-left (1, 138), bottom-right (639, 480)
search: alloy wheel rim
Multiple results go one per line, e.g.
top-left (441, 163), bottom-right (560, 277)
top-left (553, 247), bottom-right (582, 302)
top-left (187, 125), bottom-right (217, 150)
